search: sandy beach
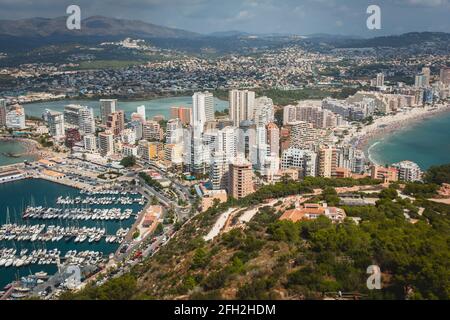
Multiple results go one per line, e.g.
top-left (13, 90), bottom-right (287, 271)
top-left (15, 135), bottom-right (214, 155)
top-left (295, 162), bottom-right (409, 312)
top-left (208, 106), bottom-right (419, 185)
top-left (345, 103), bottom-right (450, 164)
top-left (0, 137), bottom-right (42, 160)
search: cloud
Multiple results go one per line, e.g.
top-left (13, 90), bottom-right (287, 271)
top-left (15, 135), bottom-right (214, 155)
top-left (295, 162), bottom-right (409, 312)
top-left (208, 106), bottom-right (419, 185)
top-left (0, 0), bottom-right (448, 35)
top-left (401, 0), bottom-right (450, 6)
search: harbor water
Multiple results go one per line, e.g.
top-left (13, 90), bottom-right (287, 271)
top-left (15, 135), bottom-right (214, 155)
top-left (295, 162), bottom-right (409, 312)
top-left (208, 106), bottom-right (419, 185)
top-left (0, 178), bottom-right (144, 289)
top-left (22, 96), bottom-right (228, 119)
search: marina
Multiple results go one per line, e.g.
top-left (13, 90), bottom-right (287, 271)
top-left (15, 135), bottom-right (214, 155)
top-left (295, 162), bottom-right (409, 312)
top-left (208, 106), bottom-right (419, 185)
top-left (0, 223), bottom-right (130, 244)
top-left (23, 207), bottom-right (134, 221)
top-left (0, 178), bottom-right (146, 295)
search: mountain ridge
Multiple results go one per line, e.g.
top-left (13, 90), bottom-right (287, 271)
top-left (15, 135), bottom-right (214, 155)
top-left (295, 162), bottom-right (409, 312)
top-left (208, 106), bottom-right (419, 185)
top-left (0, 15), bottom-right (199, 38)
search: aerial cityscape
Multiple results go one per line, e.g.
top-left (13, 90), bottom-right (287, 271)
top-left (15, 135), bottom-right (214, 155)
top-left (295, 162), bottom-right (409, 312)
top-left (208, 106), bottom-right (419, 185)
top-left (0, 0), bottom-right (449, 304)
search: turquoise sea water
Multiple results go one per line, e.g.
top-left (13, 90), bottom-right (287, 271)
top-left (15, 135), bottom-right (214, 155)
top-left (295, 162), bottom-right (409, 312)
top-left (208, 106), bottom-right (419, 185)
top-left (0, 179), bottom-right (143, 289)
top-left (0, 141), bottom-right (36, 166)
top-left (22, 96), bottom-right (228, 119)
top-left (368, 110), bottom-right (450, 170)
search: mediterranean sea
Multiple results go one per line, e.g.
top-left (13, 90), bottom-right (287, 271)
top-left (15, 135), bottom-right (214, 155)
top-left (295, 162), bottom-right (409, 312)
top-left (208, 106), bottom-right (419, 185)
top-left (367, 110), bottom-right (450, 170)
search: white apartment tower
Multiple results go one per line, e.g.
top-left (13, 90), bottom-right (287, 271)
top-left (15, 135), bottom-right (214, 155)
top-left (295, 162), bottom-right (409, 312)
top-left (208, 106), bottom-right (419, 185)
top-left (79, 106), bottom-right (96, 135)
top-left (229, 89), bottom-right (256, 127)
top-left (137, 105), bottom-right (146, 120)
top-left (83, 134), bottom-right (97, 152)
top-left (253, 96), bottom-right (274, 127)
top-left (166, 118), bottom-right (183, 144)
top-left (281, 148), bottom-right (317, 177)
top-left (211, 151), bottom-right (229, 190)
top-left (6, 104), bottom-right (26, 129)
top-left (98, 131), bottom-right (114, 157)
top-left (376, 73), bottom-right (385, 87)
top-left (43, 109), bottom-right (65, 139)
top-left (192, 92), bottom-right (214, 131)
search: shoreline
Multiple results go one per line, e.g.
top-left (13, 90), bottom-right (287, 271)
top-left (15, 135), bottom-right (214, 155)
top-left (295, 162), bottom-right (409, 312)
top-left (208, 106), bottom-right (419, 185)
top-left (10, 91), bottom-right (206, 106)
top-left (0, 137), bottom-right (42, 163)
top-left (347, 103), bottom-right (450, 165)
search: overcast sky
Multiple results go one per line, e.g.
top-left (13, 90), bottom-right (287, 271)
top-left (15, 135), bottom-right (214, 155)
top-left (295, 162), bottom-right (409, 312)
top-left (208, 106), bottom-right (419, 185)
top-left (0, 0), bottom-right (449, 36)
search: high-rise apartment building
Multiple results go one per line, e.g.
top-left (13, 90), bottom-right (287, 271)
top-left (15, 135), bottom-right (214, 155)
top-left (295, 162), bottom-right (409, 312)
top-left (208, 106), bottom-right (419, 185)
top-left (229, 89), bottom-right (255, 126)
top-left (98, 131), bottom-right (114, 157)
top-left (318, 146), bottom-right (337, 178)
top-left (100, 99), bottom-right (117, 125)
top-left (216, 126), bottom-right (237, 162)
top-left (79, 106), bottom-right (95, 135)
top-left (121, 128), bottom-right (136, 145)
top-left (192, 92), bottom-right (214, 131)
top-left (376, 73), bottom-right (385, 87)
top-left (370, 165), bottom-right (398, 183)
top-left (422, 67), bottom-right (431, 86)
top-left (83, 134), bottom-right (97, 152)
top-left (137, 105), bottom-right (146, 120)
top-left (64, 104), bottom-right (95, 135)
top-left (170, 106), bottom-right (192, 125)
top-left (253, 96), bottom-right (273, 127)
top-left (266, 122), bottom-right (280, 157)
top-left (211, 151), bottom-right (229, 190)
top-left (392, 161), bottom-right (423, 182)
top-left (143, 120), bottom-right (163, 141)
top-left (415, 74), bottom-right (427, 88)
top-left (440, 67), bottom-right (450, 85)
top-left (64, 104), bottom-right (83, 126)
top-left (0, 99), bottom-right (6, 127)
top-left (281, 148), bottom-right (317, 177)
top-left (228, 158), bottom-right (254, 199)
top-left (43, 109), bottom-right (65, 139)
top-left (166, 118), bottom-right (183, 144)
top-left (106, 110), bottom-right (125, 136)
top-left (6, 104), bottom-right (26, 129)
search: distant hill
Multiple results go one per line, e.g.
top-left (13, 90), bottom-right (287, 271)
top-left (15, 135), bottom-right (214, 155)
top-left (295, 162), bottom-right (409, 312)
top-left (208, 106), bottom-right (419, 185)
top-left (0, 15), bottom-right (198, 38)
top-left (208, 30), bottom-right (250, 38)
top-left (331, 32), bottom-right (450, 48)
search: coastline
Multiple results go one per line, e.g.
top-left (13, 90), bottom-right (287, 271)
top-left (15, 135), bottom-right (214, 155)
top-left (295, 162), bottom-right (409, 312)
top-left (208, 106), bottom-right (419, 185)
top-left (0, 137), bottom-right (42, 163)
top-left (347, 103), bottom-right (450, 165)
top-left (11, 91), bottom-right (202, 106)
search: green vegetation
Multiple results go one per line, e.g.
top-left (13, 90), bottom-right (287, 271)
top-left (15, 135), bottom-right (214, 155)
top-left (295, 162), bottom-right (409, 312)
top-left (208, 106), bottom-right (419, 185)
top-left (154, 223), bottom-right (164, 236)
top-left (213, 87), bottom-right (360, 106)
top-left (38, 135), bottom-right (53, 148)
top-left (215, 108), bottom-right (229, 117)
top-left (120, 156), bottom-right (136, 168)
top-left (97, 171), bottom-right (122, 180)
top-left (60, 169), bottom-right (450, 300)
top-left (60, 274), bottom-right (138, 300)
top-left (255, 88), bottom-right (331, 105)
top-left (424, 164), bottom-right (450, 185)
top-left (70, 60), bottom-right (144, 70)
top-left (403, 182), bottom-right (439, 198)
top-left (139, 172), bottom-right (163, 191)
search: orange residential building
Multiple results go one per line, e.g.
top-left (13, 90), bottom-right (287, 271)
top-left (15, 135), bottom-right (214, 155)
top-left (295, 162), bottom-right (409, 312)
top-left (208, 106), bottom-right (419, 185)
top-left (170, 106), bottom-right (192, 125)
top-left (228, 159), bottom-right (254, 199)
top-left (333, 167), bottom-right (352, 178)
top-left (280, 203), bottom-right (346, 223)
top-left (370, 165), bottom-right (398, 183)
